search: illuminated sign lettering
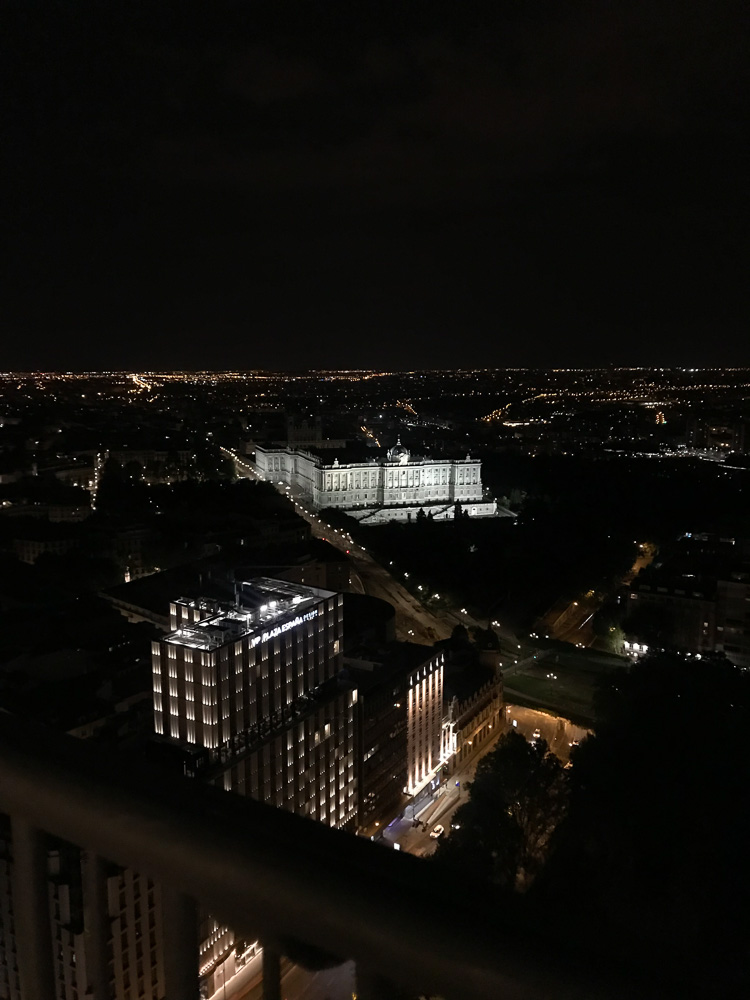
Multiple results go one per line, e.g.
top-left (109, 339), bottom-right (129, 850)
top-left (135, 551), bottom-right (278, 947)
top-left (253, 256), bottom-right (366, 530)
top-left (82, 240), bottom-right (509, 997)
top-left (250, 608), bottom-right (318, 646)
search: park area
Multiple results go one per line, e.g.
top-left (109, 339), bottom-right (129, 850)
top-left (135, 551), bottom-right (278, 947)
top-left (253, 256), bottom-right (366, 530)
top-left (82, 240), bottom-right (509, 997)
top-left (503, 642), bottom-right (628, 725)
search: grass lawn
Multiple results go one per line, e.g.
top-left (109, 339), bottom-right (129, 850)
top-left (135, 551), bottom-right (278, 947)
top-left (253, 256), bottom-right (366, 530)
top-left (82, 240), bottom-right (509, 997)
top-left (505, 648), bottom-right (628, 724)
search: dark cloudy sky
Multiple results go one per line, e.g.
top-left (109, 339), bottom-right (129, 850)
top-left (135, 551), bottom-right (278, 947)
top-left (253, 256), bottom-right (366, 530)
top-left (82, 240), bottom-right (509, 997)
top-left (3, 0), bottom-right (748, 370)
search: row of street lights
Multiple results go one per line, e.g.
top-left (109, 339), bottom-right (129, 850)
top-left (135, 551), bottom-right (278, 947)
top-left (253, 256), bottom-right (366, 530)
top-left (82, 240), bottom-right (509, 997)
top-left (223, 448), bottom-right (368, 556)
top-left (236, 447), bottom-right (529, 655)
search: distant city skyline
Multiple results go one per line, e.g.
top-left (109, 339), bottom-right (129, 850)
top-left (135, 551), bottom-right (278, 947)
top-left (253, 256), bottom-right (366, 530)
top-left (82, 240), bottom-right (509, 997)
top-left (4, 364), bottom-right (750, 377)
top-left (1, 6), bottom-right (748, 999)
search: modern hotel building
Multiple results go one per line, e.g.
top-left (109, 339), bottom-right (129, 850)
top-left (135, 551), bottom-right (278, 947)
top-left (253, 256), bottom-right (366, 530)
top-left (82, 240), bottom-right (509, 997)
top-left (152, 577), bottom-right (357, 995)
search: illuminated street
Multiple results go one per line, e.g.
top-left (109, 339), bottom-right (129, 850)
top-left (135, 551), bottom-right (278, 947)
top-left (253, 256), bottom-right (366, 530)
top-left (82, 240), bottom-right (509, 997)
top-left (225, 447), bottom-right (452, 644)
top-left (224, 447), bottom-right (526, 648)
top-left (196, 476), bottom-right (588, 998)
top-left (542, 544), bottom-right (655, 648)
top-left (209, 951), bottom-right (355, 1000)
top-left (384, 703), bottom-right (588, 858)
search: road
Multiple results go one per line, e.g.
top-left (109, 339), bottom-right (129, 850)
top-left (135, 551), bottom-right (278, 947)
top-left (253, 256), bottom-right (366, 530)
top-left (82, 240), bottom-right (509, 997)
top-left (541, 593), bottom-right (598, 647)
top-left (224, 448), bottom-right (524, 647)
top-left (540, 542), bottom-right (655, 650)
top-left (623, 543), bottom-right (656, 584)
top-left (209, 950), bottom-right (355, 1000)
top-left (224, 448), bottom-right (452, 644)
top-left (504, 703), bottom-right (589, 757)
top-left (383, 747), bottom-right (495, 859)
top-left (382, 703), bottom-right (589, 858)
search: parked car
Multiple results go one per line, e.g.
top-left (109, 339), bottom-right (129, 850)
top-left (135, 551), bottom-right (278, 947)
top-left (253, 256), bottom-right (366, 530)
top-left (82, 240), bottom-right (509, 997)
top-left (429, 824), bottom-right (445, 839)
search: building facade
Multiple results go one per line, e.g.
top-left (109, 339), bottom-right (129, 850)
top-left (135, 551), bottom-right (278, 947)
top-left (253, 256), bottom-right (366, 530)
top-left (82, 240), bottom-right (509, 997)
top-left (253, 440), bottom-right (501, 523)
top-left (152, 577), bottom-right (357, 996)
top-left (686, 419), bottom-right (748, 455)
top-left (155, 579), bottom-right (342, 749)
top-left (629, 536), bottom-right (750, 670)
top-left (717, 576), bottom-right (750, 669)
top-left (444, 675), bottom-right (504, 769)
top-left (0, 782), bottom-right (168, 1000)
top-left (406, 650), bottom-right (444, 794)
top-left (628, 579), bottom-right (717, 655)
top-left (346, 643), bottom-right (445, 832)
top-left (155, 577), bottom-right (358, 829)
top-left (108, 869), bottom-right (165, 1000)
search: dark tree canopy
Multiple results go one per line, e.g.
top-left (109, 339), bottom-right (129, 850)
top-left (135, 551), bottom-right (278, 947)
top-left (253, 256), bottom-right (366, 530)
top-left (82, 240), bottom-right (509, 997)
top-left (435, 730), bottom-right (567, 891)
top-left (622, 602), bottom-right (676, 646)
top-left (449, 623), bottom-right (470, 647)
top-left (537, 653), bottom-right (750, 991)
top-left (472, 625), bottom-right (501, 650)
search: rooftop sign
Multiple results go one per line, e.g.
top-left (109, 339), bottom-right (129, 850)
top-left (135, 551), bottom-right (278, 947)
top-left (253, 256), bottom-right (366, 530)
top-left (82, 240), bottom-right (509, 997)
top-left (251, 608), bottom-right (318, 646)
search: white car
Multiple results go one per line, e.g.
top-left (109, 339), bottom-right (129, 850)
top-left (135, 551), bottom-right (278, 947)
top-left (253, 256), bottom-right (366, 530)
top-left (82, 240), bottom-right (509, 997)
top-left (531, 728), bottom-right (542, 743)
top-left (429, 824), bottom-right (445, 839)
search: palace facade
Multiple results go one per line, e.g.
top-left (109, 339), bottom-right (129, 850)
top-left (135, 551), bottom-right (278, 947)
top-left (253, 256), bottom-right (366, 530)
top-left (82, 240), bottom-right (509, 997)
top-left (254, 440), bottom-right (505, 523)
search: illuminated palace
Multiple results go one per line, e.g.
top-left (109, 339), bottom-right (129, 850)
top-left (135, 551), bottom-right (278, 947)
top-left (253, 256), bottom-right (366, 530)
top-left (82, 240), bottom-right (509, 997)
top-left (254, 439), bottom-right (505, 523)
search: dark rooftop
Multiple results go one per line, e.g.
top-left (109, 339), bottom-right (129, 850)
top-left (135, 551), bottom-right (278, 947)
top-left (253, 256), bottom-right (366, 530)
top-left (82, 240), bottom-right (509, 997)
top-left (631, 536), bottom-right (750, 599)
top-left (103, 540), bottom-right (348, 621)
top-left (344, 640), bottom-right (438, 693)
top-left (104, 557), bottom-right (236, 620)
top-left (303, 443), bottom-right (387, 464)
top-left (443, 661), bottom-right (496, 704)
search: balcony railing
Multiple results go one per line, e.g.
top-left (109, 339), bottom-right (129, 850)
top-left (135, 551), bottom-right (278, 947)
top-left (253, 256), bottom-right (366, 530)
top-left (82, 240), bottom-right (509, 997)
top-left (0, 712), bottom-right (665, 1000)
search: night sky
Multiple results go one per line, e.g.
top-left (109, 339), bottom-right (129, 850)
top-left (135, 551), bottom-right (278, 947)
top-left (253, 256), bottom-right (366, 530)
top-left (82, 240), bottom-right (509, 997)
top-left (3, 1), bottom-right (749, 370)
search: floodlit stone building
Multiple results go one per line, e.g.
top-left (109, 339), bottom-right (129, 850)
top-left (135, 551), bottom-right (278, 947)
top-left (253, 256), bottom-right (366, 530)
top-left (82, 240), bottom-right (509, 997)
top-left (254, 440), bottom-right (505, 523)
